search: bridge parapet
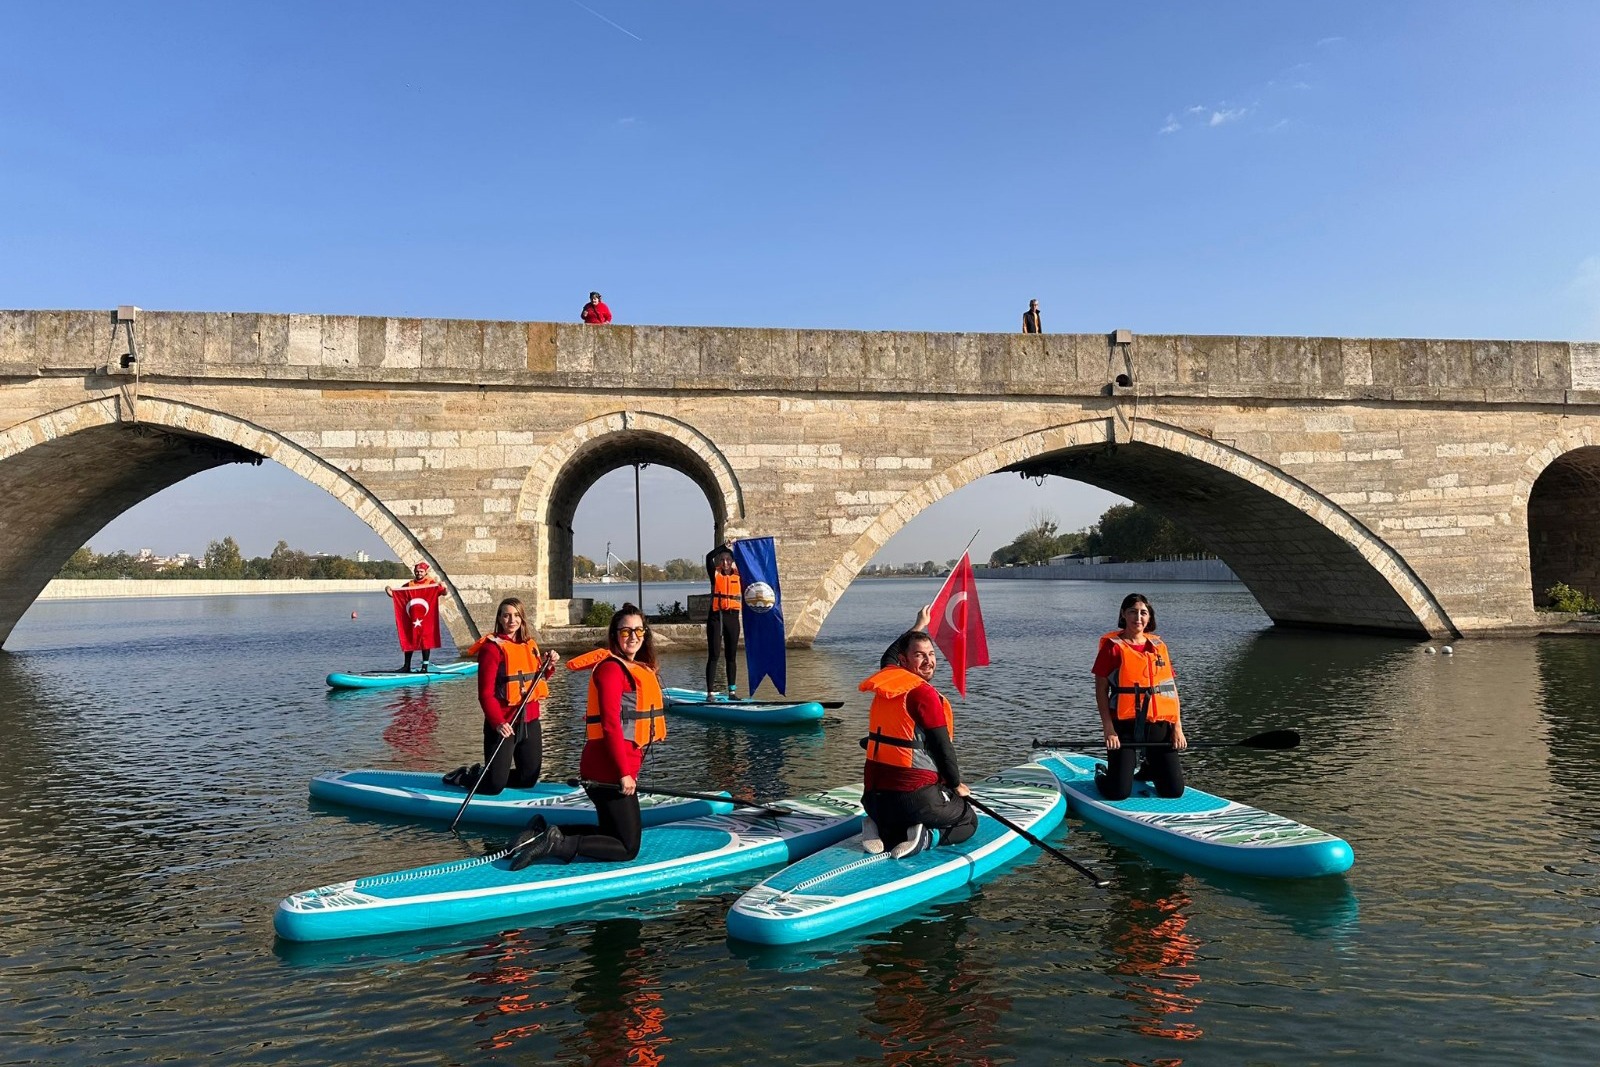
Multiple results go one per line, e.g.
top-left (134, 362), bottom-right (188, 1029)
top-left (3, 310), bottom-right (1595, 406)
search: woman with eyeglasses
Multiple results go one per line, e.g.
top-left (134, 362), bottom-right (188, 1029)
top-left (1092, 593), bottom-right (1188, 800)
top-left (510, 604), bottom-right (667, 868)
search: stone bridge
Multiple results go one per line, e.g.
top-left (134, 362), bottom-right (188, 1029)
top-left (2, 308), bottom-right (1598, 649)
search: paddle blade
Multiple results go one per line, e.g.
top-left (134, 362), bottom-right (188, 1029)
top-left (1238, 729), bottom-right (1300, 750)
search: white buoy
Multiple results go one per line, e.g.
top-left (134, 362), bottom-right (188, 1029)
top-left (1441, 645), bottom-right (1454, 655)
top-left (1424, 647), bottom-right (1436, 654)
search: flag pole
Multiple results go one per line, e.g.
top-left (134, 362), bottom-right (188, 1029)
top-left (935, 529), bottom-right (981, 600)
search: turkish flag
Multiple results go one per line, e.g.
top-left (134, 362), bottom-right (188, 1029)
top-left (926, 552), bottom-right (990, 697)
top-left (391, 584), bottom-right (443, 652)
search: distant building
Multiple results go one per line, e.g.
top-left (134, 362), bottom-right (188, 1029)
top-left (355, 550), bottom-right (371, 563)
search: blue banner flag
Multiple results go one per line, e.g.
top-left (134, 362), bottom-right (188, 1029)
top-left (732, 537), bottom-right (786, 695)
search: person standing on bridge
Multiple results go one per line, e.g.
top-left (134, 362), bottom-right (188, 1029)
top-left (385, 561), bottom-right (442, 672)
top-left (705, 541), bottom-right (742, 698)
top-left (581, 292), bottom-right (612, 324)
top-left (1092, 592), bottom-right (1188, 800)
top-left (1022, 299), bottom-right (1042, 334)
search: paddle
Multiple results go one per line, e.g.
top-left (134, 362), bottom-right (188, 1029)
top-left (448, 661), bottom-right (552, 832)
top-left (965, 793), bottom-right (1110, 888)
top-left (566, 777), bottom-right (798, 817)
top-left (1030, 729), bottom-right (1301, 752)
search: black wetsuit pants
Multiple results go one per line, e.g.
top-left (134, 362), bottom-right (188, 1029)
top-left (1097, 720), bottom-right (1184, 800)
top-left (555, 785), bottom-right (643, 862)
top-left (475, 718), bottom-right (542, 795)
top-left (862, 782), bottom-right (978, 850)
top-left (706, 609), bottom-right (740, 692)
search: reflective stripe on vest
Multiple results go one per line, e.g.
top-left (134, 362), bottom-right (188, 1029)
top-left (711, 570), bottom-right (742, 613)
top-left (1102, 631), bottom-right (1180, 724)
top-left (585, 655), bottom-right (668, 747)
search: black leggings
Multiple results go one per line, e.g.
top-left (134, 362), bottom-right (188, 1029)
top-left (475, 718), bottom-right (541, 795)
top-left (706, 609), bottom-right (740, 692)
top-left (557, 784), bottom-right (643, 862)
top-left (1098, 720), bottom-right (1185, 800)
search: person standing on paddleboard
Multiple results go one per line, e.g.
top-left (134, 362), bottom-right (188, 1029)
top-left (385, 561), bottom-right (442, 672)
top-left (1093, 592), bottom-right (1188, 800)
top-left (510, 604), bottom-right (667, 868)
top-left (705, 541), bottom-right (742, 699)
top-left (444, 597), bottom-right (559, 795)
top-left (859, 628), bottom-right (977, 858)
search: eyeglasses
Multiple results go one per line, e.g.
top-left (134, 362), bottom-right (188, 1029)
top-left (617, 627), bottom-right (647, 638)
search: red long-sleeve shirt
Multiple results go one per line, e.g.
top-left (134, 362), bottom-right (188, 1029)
top-left (578, 658), bottom-right (645, 783)
top-left (581, 301), bottom-right (612, 324)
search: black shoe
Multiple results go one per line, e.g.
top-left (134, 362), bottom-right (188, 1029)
top-left (508, 817), bottom-right (564, 871)
top-left (442, 765), bottom-right (471, 787)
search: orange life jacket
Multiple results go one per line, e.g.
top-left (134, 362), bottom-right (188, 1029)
top-left (711, 569), bottom-right (742, 613)
top-left (585, 655), bottom-right (667, 748)
top-left (1100, 630), bottom-right (1180, 724)
top-left (859, 665), bottom-right (954, 771)
top-left (465, 633), bottom-right (549, 704)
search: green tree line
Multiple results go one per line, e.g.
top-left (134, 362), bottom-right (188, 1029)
top-left (573, 556), bottom-right (706, 582)
top-left (59, 538), bottom-right (410, 580)
top-left (988, 503), bottom-right (1209, 566)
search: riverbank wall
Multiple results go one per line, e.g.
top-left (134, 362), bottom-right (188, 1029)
top-left (38, 579), bottom-right (392, 600)
top-left (974, 560), bottom-right (1240, 583)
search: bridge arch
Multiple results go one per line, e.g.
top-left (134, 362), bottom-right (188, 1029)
top-left (792, 417), bottom-right (1454, 642)
top-left (517, 411), bottom-right (743, 610)
top-left (0, 396), bottom-right (454, 647)
top-left (1519, 428), bottom-right (1600, 608)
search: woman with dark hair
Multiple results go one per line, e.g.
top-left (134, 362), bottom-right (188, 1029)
top-left (445, 597), bottom-right (559, 794)
top-left (511, 604), bottom-right (666, 868)
top-left (1092, 593), bottom-right (1187, 800)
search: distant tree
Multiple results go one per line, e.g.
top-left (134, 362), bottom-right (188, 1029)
top-left (663, 558), bottom-right (699, 581)
top-left (204, 537), bottom-right (245, 578)
top-left (573, 555), bottom-right (597, 580)
top-left (921, 560), bottom-right (938, 575)
top-left (1092, 503), bottom-right (1206, 561)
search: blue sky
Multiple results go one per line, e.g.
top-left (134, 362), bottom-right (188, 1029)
top-left (5, 2), bottom-right (1599, 563)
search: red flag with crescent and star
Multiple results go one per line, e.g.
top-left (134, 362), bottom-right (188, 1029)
top-left (925, 551), bottom-right (990, 697)
top-left (391, 583), bottom-right (444, 652)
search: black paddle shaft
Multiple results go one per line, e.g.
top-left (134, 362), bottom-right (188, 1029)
top-left (966, 794), bottom-right (1109, 888)
top-left (1030, 729), bottom-right (1301, 752)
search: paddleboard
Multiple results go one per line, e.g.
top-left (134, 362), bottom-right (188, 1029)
top-left (661, 687), bottom-right (825, 725)
top-left (309, 769), bottom-right (734, 828)
top-left (275, 787), bottom-right (865, 942)
top-left (726, 762), bottom-right (1067, 945)
top-left (326, 660), bottom-right (478, 690)
top-left (1034, 749), bottom-right (1353, 878)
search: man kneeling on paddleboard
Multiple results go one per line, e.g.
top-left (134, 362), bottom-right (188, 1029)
top-left (859, 620), bottom-right (977, 858)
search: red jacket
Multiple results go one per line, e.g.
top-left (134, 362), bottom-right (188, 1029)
top-left (581, 301), bottom-right (612, 324)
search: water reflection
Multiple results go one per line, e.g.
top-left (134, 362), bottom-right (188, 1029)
top-left (558, 919), bottom-right (671, 1066)
top-left (1101, 867), bottom-right (1204, 1046)
top-left (856, 910), bottom-right (1009, 1067)
top-left (380, 687), bottom-right (443, 764)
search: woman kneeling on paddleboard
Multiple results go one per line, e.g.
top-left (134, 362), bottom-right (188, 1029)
top-left (511, 604), bottom-right (667, 868)
top-left (1093, 593), bottom-right (1188, 800)
top-left (445, 597), bottom-right (558, 795)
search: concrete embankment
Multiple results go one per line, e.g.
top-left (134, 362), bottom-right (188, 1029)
top-left (38, 579), bottom-right (393, 600)
top-left (974, 560), bottom-right (1239, 583)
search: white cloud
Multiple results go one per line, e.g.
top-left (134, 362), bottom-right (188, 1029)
top-left (1209, 107), bottom-right (1248, 126)
top-left (1316, 35), bottom-right (1345, 48)
top-left (1159, 115), bottom-right (1181, 134)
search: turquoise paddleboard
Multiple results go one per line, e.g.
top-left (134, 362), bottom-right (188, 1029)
top-left (661, 686), bottom-right (825, 725)
top-left (309, 769), bottom-right (734, 828)
top-left (1034, 749), bottom-right (1353, 878)
top-left (726, 763), bottom-right (1066, 945)
top-left (326, 660), bottom-right (478, 690)
top-left (275, 787), bottom-right (865, 942)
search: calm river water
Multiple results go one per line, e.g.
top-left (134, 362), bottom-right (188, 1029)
top-left (2, 579), bottom-right (1596, 1065)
